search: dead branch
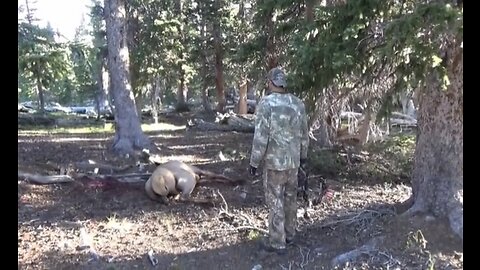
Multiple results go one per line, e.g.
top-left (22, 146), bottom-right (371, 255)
top-left (80, 172), bottom-right (151, 179)
top-left (217, 189), bottom-right (229, 213)
top-left (320, 208), bottom-right (394, 229)
top-left (73, 160), bottom-right (133, 174)
top-left (390, 118), bottom-right (417, 127)
top-left (279, 261), bottom-right (294, 270)
top-left (18, 171), bottom-right (75, 184)
top-left (215, 189), bottom-right (268, 234)
top-left (217, 225), bottom-right (268, 234)
top-left (299, 246), bottom-right (314, 269)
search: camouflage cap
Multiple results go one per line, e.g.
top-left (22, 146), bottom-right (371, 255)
top-left (267, 67), bottom-right (287, 88)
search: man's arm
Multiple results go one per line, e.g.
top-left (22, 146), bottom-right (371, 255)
top-left (250, 100), bottom-right (270, 168)
top-left (300, 104), bottom-right (309, 160)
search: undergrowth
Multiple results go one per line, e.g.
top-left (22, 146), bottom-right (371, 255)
top-left (308, 133), bottom-right (416, 185)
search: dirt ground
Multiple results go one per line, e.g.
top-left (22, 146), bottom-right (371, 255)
top-left (18, 113), bottom-right (463, 270)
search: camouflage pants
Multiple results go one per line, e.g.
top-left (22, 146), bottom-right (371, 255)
top-left (263, 168), bottom-right (298, 249)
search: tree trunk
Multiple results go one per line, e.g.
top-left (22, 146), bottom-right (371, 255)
top-left (200, 7), bottom-right (212, 113)
top-left (104, 0), bottom-right (151, 154)
top-left (175, 75), bottom-right (189, 112)
top-left (236, 0), bottom-right (249, 115)
top-left (407, 34), bottom-right (463, 240)
top-left (305, 0), bottom-right (316, 22)
top-left (135, 93), bottom-right (143, 117)
top-left (173, 0), bottom-right (189, 112)
top-left (35, 65), bottom-right (45, 113)
top-left (309, 93), bottom-right (333, 148)
top-left (213, 0), bottom-right (226, 113)
top-left (265, 6), bottom-right (277, 71)
top-left (357, 108), bottom-right (372, 145)
top-left (151, 76), bottom-right (161, 124)
top-left (94, 54), bottom-right (105, 119)
top-left (237, 78), bottom-right (248, 115)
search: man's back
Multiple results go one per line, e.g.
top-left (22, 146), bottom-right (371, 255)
top-left (250, 92), bottom-right (309, 170)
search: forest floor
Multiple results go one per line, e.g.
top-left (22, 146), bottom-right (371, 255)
top-left (18, 112), bottom-right (463, 270)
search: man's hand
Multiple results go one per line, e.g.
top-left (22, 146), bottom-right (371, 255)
top-left (249, 165), bottom-right (257, 176)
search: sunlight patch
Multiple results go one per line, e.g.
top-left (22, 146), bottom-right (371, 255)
top-left (153, 155), bottom-right (213, 164)
top-left (18, 137), bottom-right (109, 143)
top-left (141, 123), bottom-right (186, 131)
top-left (168, 143), bottom-right (221, 150)
top-left (101, 214), bottom-right (134, 233)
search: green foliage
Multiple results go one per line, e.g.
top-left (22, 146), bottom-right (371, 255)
top-left (309, 148), bottom-right (347, 177)
top-left (285, 0), bottom-right (462, 118)
top-left (309, 133), bottom-right (415, 183)
top-left (18, 0), bottom-right (462, 119)
top-left (18, 22), bottom-right (71, 104)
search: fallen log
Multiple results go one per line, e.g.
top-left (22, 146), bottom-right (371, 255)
top-left (18, 171), bottom-right (75, 184)
top-left (76, 172), bottom-right (151, 182)
top-left (19, 170), bottom-right (150, 185)
top-left (391, 112), bottom-right (416, 121)
top-left (189, 112), bottom-right (255, 133)
top-left (188, 118), bottom-right (254, 133)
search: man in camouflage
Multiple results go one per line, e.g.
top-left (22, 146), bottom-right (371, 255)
top-left (249, 67), bottom-right (309, 255)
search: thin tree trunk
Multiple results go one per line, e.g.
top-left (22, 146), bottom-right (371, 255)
top-left (213, 0), bottom-right (226, 113)
top-left (126, 3), bottom-right (142, 117)
top-left (175, 75), bottom-right (189, 112)
top-left (200, 5), bottom-right (212, 113)
top-left (151, 76), bottom-right (160, 124)
top-left (309, 92), bottom-right (333, 148)
top-left (94, 55), bottom-right (105, 119)
top-left (407, 33), bottom-right (463, 240)
top-left (135, 93), bottom-right (143, 117)
top-left (173, 0), bottom-right (189, 112)
top-left (35, 67), bottom-right (45, 113)
top-left (104, 0), bottom-right (150, 154)
top-left (305, 0), bottom-right (316, 22)
top-left (305, 0), bottom-right (336, 148)
top-left (237, 78), bottom-right (248, 115)
top-left (265, 6), bottom-right (277, 71)
top-left (200, 61), bottom-right (212, 113)
top-left (236, 0), bottom-right (248, 115)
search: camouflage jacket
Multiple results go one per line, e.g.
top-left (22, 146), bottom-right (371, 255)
top-left (249, 92), bottom-right (309, 170)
